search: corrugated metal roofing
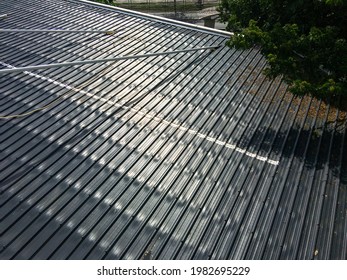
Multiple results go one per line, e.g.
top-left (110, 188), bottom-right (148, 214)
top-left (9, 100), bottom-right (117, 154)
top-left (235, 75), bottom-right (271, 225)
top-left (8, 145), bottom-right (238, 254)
top-left (0, 0), bottom-right (346, 260)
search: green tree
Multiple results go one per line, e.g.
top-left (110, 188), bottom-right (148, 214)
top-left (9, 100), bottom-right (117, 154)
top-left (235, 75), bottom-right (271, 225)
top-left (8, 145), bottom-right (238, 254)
top-left (92, 0), bottom-right (114, 5)
top-left (219, 0), bottom-right (347, 100)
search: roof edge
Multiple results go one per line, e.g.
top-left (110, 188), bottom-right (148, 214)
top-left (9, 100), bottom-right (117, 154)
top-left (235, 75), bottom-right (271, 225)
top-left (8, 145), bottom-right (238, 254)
top-left (73, 0), bottom-right (233, 38)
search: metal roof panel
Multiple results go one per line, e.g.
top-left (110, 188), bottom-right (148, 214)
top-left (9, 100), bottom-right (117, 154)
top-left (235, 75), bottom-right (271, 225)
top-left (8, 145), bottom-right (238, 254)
top-left (1, 0), bottom-right (346, 260)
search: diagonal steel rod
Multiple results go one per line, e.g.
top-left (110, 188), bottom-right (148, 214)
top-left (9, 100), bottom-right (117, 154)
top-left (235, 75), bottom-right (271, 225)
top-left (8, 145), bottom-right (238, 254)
top-left (0, 28), bottom-right (116, 34)
top-left (0, 45), bottom-right (221, 75)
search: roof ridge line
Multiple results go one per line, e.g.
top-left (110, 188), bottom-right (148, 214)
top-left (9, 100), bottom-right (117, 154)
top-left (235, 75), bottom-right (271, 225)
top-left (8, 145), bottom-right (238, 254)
top-left (73, 0), bottom-right (233, 38)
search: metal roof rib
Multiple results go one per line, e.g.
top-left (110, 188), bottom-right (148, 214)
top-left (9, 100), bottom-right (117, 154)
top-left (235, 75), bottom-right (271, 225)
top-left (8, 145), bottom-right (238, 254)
top-left (1, 0), bottom-right (346, 260)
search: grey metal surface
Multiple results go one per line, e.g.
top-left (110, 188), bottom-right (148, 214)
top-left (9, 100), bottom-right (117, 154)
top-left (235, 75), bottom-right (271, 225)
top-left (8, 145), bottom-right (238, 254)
top-left (0, 0), bottom-right (346, 260)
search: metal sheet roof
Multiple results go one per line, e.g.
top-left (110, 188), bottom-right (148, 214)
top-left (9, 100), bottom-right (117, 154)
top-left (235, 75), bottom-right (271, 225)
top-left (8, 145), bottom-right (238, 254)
top-left (0, 0), bottom-right (346, 260)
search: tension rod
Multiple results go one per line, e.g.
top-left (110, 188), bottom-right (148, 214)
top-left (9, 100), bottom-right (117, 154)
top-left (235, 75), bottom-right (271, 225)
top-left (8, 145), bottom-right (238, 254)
top-left (0, 28), bottom-right (116, 35)
top-left (0, 45), bottom-right (221, 75)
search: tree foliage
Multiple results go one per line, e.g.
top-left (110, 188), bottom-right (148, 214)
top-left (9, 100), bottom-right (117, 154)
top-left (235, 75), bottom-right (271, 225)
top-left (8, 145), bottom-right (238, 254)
top-left (219, 0), bottom-right (347, 99)
top-left (92, 0), bottom-right (114, 5)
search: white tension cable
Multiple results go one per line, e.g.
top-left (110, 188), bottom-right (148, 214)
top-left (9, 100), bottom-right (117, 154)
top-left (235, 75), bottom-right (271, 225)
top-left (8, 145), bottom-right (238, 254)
top-left (0, 46), bottom-right (221, 75)
top-left (0, 61), bottom-right (280, 166)
top-left (0, 28), bottom-right (116, 34)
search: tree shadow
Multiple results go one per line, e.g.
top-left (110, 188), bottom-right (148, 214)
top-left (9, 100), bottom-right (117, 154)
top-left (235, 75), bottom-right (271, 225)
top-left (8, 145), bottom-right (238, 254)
top-left (1, 42), bottom-right (346, 260)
